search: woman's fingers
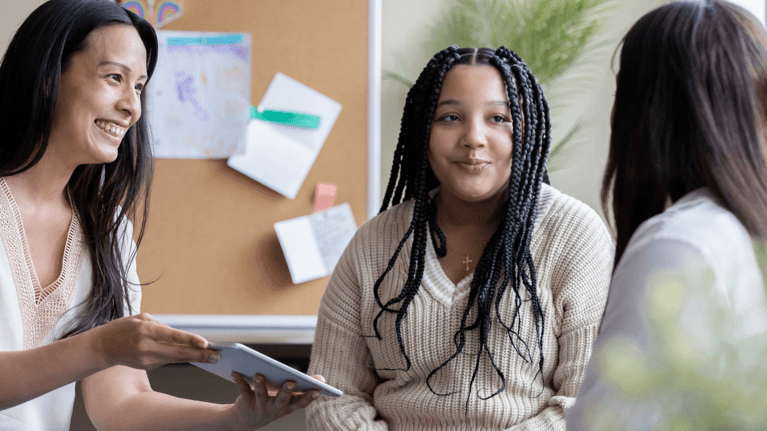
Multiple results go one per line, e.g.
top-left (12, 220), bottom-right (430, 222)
top-left (273, 380), bottom-right (295, 408)
top-left (148, 341), bottom-right (220, 365)
top-left (149, 322), bottom-right (209, 349)
top-left (230, 374), bottom-right (322, 429)
top-left (233, 373), bottom-right (256, 407)
top-left (290, 390), bottom-right (321, 410)
top-left (310, 374), bottom-right (326, 383)
top-left (96, 313), bottom-right (217, 370)
top-left (252, 374), bottom-right (270, 407)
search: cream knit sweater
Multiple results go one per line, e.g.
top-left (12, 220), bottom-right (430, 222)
top-left (307, 184), bottom-right (614, 431)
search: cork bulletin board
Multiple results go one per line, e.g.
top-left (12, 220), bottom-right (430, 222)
top-left (136, 0), bottom-right (372, 316)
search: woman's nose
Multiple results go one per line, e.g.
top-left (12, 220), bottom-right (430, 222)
top-left (461, 118), bottom-right (487, 148)
top-left (116, 87), bottom-right (141, 122)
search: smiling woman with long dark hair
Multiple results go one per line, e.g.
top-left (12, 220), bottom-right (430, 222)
top-left (306, 46), bottom-right (614, 430)
top-left (0, 1), bottom-right (319, 429)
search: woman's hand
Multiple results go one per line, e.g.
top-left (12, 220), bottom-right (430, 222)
top-left (88, 312), bottom-right (221, 370)
top-left (229, 372), bottom-right (324, 430)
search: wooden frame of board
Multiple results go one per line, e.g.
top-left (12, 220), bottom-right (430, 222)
top-left (139, 0), bottom-right (381, 338)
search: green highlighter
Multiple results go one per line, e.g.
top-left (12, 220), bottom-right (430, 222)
top-left (250, 106), bottom-right (321, 129)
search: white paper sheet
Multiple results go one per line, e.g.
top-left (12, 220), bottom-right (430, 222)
top-left (227, 73), bottom-right (342, 199)
top-left (274, 203), bottom-right (358, 284)
top-left (148, 30), bottom-right (251, 159)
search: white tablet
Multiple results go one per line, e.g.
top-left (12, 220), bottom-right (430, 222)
top-left (190, 342), bottom-right (342, 397)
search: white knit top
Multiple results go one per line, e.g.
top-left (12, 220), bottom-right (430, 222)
top-left (0, 178), bottom-right (141, 431)
top-left (307, 184), bottom-right (614, 431)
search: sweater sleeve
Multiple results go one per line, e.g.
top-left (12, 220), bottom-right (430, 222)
top-left (305, 229), bottom-right (388, 431)
top-left (508, 200), bottom-right (614, 431)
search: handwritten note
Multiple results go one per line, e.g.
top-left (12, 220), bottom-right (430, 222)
top-left (227, 73), bottom-right (342, 198)
top-left (274, 203), bottom-right (357, 284)
top-left (148, 30), bottom-right (251, 159)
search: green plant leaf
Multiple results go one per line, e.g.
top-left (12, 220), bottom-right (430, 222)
top-left (382, 70), bottom-right (414, 88)
top-left (547, 120), bottom-right (584, 172)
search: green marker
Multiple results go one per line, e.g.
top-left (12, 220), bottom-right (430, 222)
top-left (250, 106), bottom-right (321, 129)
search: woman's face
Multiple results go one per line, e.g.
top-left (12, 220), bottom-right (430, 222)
top-left (48, 24), bottom-right (148, 167)
top-left (428, 65), bottom-right (514, 203)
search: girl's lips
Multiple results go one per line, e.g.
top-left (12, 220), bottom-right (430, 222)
top-left (455, 161), bottom-right (490, 172)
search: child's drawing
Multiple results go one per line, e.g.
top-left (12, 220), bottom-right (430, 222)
top-left (174, 72), bottom-right (209, 121)
top-left (148, 31), bottom-right (251, 159)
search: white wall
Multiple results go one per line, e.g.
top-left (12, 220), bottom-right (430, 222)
top-left (728, 0), bottom-right (766, 26)
top-left (0, 1), bottom-right (47, 55)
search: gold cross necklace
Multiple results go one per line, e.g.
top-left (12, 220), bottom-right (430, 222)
top-left (445, 240), bottom-right (488, 272)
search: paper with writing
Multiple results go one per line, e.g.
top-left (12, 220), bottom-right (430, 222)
top-left (274, 203), bottom-right (357, 284)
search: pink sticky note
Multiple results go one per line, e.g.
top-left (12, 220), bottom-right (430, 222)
top-left (313, 183), bottom-right (337, 212)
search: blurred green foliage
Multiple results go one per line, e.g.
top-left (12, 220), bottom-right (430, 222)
top-left (584, 259), bottom-right (767, 430)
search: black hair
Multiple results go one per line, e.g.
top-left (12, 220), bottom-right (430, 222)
top-left (0, 0), bottom-right (158, 337)
top-left (603, 0), bottom-right (767, 265)
top-left (373, 46), bottom-right (552, 402)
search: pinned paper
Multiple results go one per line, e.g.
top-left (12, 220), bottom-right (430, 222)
top-left (274, 203), bottom-right (357, 284)
top-left (118, 0), bottom-right (184, 28)
top-left (313, 183), bottom-right (337, 212)
top-left (148, 30), bottom-right (251, 159)
top-left (227, 73), bottom-right (342, 199)
top-left (251, 106), bottom-right (320, 129)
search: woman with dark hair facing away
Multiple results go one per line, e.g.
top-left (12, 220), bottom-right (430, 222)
top-left (0, 1), bottom-right (320, 429)
top-left (306, 46), bottom-right (614, 430)
top-left (567, 1), bottom-right (767, 429)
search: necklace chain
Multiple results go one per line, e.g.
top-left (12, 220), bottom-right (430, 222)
top-left (429, 195), bottom-right (491, 272)
top-left (444, 239), bottom-right (487, 271)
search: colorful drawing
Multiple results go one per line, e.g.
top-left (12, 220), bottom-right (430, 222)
top-left (117, 0), bottom-right (183, 29)
top-left (174, 71), bottom-right (209, 121)
top-left (149, 30), bottom-right (251, 159)
top-left (156, 1), bottom-right (182, 27)
top-left (120, 0), bottom-right (145, 18)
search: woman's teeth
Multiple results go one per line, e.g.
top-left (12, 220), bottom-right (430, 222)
top-left (95, 120), bottom-right (125, 138)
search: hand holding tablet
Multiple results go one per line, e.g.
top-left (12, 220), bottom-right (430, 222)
top-left (190, 342), bottom-right (342, 397)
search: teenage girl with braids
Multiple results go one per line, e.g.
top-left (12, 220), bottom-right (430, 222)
top-left (567, 1), bottom-right (767, 429)
top-left (306, 46), bottom-right (614, 430)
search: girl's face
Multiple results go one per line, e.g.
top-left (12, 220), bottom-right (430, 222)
top-left (428, 65), bottom-right (514, 203)
top-left (48, 24), bottom-right (148, 168)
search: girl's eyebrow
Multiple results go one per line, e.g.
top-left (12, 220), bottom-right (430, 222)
top-left (436, 99), bottom-right (509, 108)
top-left (436, 99), bottom-right (461, 107)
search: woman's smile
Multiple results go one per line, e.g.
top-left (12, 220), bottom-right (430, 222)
top-left (94, 119), bottom-right (127, 143)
